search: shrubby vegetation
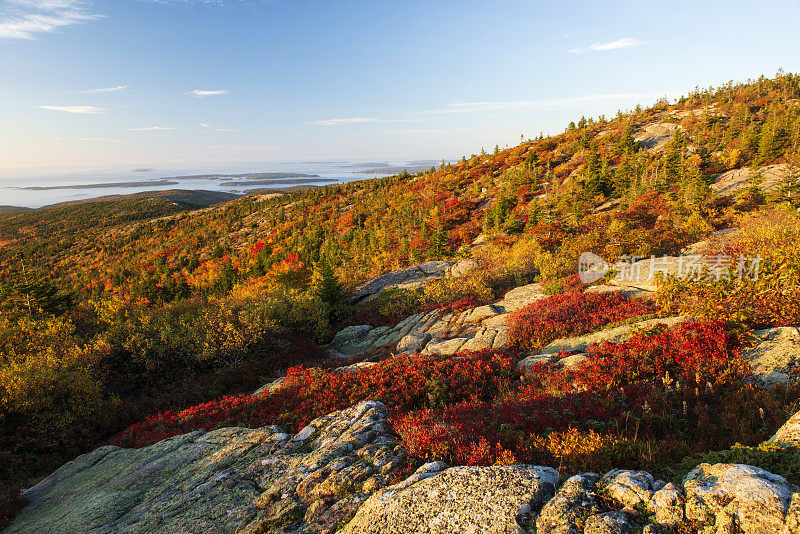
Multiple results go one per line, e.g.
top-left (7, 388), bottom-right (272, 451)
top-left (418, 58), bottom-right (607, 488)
top-left (3, 72), bottom-right (800, 526)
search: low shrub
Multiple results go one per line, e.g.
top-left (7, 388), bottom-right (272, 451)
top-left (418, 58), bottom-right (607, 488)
top-left (507, 291), bottom-right (655, 351)
top-left (111, 320), bottom-right (800, 482)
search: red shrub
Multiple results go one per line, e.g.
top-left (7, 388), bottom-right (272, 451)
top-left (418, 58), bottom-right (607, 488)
top-left (111, 351), bottom-right (517, 448)
top-left (508, 292), bottom-right (655, 351)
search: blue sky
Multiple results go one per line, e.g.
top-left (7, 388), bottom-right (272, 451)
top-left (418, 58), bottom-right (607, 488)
top-left (1, 0), bottom-right (799, 173)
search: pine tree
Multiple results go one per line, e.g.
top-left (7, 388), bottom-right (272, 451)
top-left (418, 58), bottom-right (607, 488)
top-left (312, 261), bottom-right (349, 322)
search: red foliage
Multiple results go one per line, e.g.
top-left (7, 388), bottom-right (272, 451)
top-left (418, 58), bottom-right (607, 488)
top-left (111, 319), bottom-right (798, 476)
top-left (575, 320), bottom-right (746, 392)
top-left (111, 351), bottom-right (517, 448)
top-left (508, 291), bottom-right (655, 351)
top-left (615, 191), bottom-right (667, 229)
top-left (249, 242), bottom-right (265, 256)
top-left (394, 321), bottom-right (775, 467)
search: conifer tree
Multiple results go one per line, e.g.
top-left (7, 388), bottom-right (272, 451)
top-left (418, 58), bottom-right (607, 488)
top-left (312, 261), bottom-right (349, 322)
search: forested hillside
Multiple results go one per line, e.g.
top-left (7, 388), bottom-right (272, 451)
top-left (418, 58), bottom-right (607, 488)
top-left (3, 72), bottom-right (800, 527)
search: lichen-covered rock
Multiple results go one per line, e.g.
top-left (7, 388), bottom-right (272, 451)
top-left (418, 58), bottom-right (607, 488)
top-left (712, 164), bottom-right (792, 197)
top-left (340, 465), bottom-right (559, 534)
top-left (649, 482), bottom-right (685, 526)
top-left (350, 261), bottom-right (456, 303)
top-left (784, 493), bottom-right (800, 534)
top-left (768, 410), bottom-right (800, 446)
top-left (421, 336), bottom-right (468, 356)
top-left (584, 284), bottom-right (653, 301)
top-left (583, 511), bottom-right (631, 534)
top-left (253, 376), bottom-right (286, 397)
top-left (460, 327), bottom-right (499, 352)
top-left (461, 304), bottom-right (502, 324)
top-left (742, 327), bottom-right (800, 387)
top-left (5, 401), bottom-right (405, 534)
top-left (557, 353), bottom-right (591, 373)
top-left (517, 353), bottom-right (556, 371)
top-left (601, 469), bottom-right (655, 509)
top-left (635, 122), bottom-right (682, 153)
top-left (494, 283), bottom-right (548, 314)
top-left (396, 331), bottom-right (431, 354)
top-left (683, 463), bottom-right (799, 534)
top-left (536, 473), bottom-right (602, 534)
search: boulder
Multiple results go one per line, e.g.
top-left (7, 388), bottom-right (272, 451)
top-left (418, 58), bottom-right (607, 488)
top-left (483, 313), bottom-right (511, 328)
top-left (460, 304), bottom-right (502, 324)
top-left (492, 327), bottom-right (510, 350)
top-left (742, 327), bottom-right (800, 387)
top-left (460, 328), bottom-right (499, 352)
top-left (767, 410), bottom-right (800, 447)
top-left (350, 262), bottom-right (455, 303)
top-left (421, 336), bottom-right (468, 356)
top-left (536, 473), bottom-right (602, 534)
top-left (253, 376), bottom-right (286, 397)
top-left (556, 353), bottom-right (591, 373)
top-left (340, 465), bottom-right (559, 534)
top-left (583, 511), bottom-right (631, 534)
top-left (600, 469), bottom-right (655, 509)
top-left (517, 353), bottom-right (557, 371)
top-left (609, 256), bottom-right (682, 292)
top-left (5, 401), bottom-right (405, 534)
top-left (584, 284), bottom-right (653, 301)
top-left (495, 283), bottom-right (548, 313)
top-left (449, 258), bottom-right (480, 278)
top-left (331, 325), bottom-right (374, 346)
top-left (649, 482), bottom-right (685, 526)
top-left (396, 332), bottom-right (431, 354)
top-left (683, 463), bottom-right (799, 533)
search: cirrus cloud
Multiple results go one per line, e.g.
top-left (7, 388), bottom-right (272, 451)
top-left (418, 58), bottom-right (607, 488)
top-left (128, 126), bottom-right (173, 131)
top-left (79, 84), bottom-right (130, 94)
top-left (307, 117), bottom-right (380, 126)
top-left (0, 0), bottom-right (101, 41)
top-left (187, 89), bottom-right (228, 97)
top-left (39, 104), bottom-right (106, 114)
top-left (569, 37), bottom-right (645, 54)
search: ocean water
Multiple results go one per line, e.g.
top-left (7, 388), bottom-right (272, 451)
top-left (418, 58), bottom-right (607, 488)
top-left (0, 160), bottom-right (436, 208)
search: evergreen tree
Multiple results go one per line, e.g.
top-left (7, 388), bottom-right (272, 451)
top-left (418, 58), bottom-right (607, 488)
top-left (312, 261), bottom-right (349, 322)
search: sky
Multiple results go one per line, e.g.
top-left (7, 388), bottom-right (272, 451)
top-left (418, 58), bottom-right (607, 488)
top-left (1, 0), bottom-right (800, 174)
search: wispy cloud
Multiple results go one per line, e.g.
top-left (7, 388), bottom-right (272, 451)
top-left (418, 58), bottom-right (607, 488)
top-left (39, 104), bottom-right (106, 114)
top-left (569, 37), bottom-right (645, 54)
top-left (307, 117), bottom-right (380, 126)
top-left (429, 93), bottom-right (669, 114)
top-left (187, 89), bottom-right (228, 97)
top-left (128, 126), bottom-right (173, 131)
top-left (0, 0), bottom-right (101, 41)
top-left (79, 84), bottom-right (129, 94)
top-left (198, 122), bottom-right (233, 131)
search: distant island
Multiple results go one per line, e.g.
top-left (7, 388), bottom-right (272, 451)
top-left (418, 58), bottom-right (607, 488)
top-left (222, 178), bottom-right (339, 186)
top-left (356, 165), bottom-right (434, 175)
top-left (16, 179), bottom-right (179, 191)
top-left (174, 172), bottom-right (320, 180)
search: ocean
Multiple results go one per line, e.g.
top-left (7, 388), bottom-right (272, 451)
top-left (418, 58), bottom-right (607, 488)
top-left (0, 160), bottom-right (437, 209)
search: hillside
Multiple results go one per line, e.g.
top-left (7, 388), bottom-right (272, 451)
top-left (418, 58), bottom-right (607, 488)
top-left (3, 72), bottom-right (800, 532)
